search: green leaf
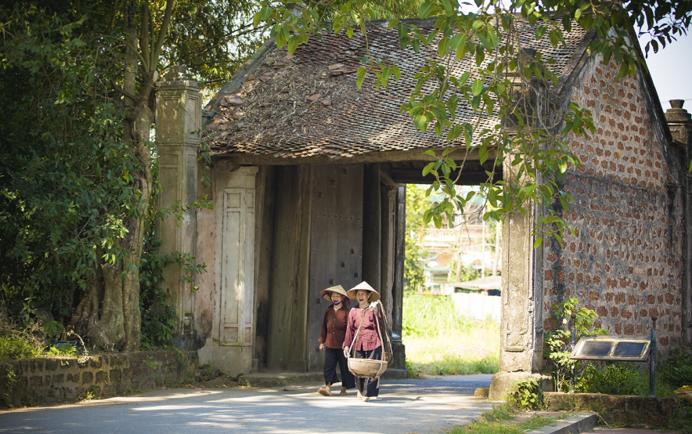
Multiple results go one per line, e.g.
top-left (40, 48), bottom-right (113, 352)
top-left (534, 237), bottom-right (543, 248)
top-left (356, 67), bottom-right (367, 89)
top-left (288, 37), bottom-right (298, 54)
top-left (412, 38), bottom-right (420, 53)
top-left (438, 37), bottom-right (449, 58)
top-left (419, 1), bottom-right (435, 18)
top-left (347, 26), bottom-right (354, 38)
top-left (535, 25), bottom-right (546, 40)
top-left (398, 24), bottom-right (409, 49)
top-left (471, 78), bottom-right (483, 96)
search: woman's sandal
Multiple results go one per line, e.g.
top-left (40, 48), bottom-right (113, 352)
top-left (339, 387), bottom-right (348, 395)
top-left (317, 387), bottom-right (331, 396)
top-left (361, 396), bottom-right (370, 402)
top-left (357, 391), bottom-right (362, 399)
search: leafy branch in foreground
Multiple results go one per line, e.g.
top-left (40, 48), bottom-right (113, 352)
top-left (252, 0), bottom-right (688, 245)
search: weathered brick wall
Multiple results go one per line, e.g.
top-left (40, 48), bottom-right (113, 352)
top-left (0, 350), bottom-right (198, 408)
top-left (543, 56), bottom-right (686, 357)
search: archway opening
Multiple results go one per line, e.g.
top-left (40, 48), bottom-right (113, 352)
top-left (400, 181), bottom-right (502, 378)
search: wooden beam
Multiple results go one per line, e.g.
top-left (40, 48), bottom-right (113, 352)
top-left (390, 167), bottom-right (502, 185)
top-left (213, 147), bottom-right (495, 167)
top-left (379, 168), bottom-right (399, 189)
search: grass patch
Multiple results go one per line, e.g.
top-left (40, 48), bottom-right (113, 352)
top-left (403, 294), bottom-right (499, 377)
top-left (450, 404), bottom-right (561, 434)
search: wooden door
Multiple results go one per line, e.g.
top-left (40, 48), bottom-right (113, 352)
top-left (307, 164), bottom-right (363, 371)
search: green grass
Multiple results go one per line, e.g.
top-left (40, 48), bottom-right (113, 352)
top-left (449, 404), bottom-right (561, 434)
top-left (403, 294), bottom-right (500, 377)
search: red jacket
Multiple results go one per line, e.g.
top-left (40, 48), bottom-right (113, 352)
top-left (344, 307), bottom-right (383, 352)
top-left (319, 305), bottom-right (350, 349)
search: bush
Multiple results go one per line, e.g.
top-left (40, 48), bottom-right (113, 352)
top-left (577, 362), bottom-right (647, 395)
top-left (659, 347), bottom-right (692, 389)
top-left (508, 378), bottom-right (543, 410)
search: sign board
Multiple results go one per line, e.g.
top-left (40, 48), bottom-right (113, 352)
top-left (570, 336), bottom-right (651, 362)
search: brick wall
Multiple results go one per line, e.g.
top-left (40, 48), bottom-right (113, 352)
top-left (543, 56), bottom-right (686, 357)
top-left (0, 350), bottom-right (198, 408)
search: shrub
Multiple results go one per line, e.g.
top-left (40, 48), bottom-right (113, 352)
top-left (659, 347), bottom-right (692, 389)
top-left (577, 362), bottom-right (647, 396)
top-left (508, 378), bottom-right (543, 410)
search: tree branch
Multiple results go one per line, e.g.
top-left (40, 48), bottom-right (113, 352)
top-left (151, 0), bottom-right (175, 70)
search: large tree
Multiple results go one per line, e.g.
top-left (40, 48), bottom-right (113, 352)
top-left (0, 0), bottom-right (262, 351)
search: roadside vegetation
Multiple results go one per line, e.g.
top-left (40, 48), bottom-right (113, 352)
top-left (450, 404), bottom-right (561, 434)
top-left (403, 294), bottom-right (499, 377)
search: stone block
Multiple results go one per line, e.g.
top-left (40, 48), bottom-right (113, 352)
top-left (109, 370), bottom-right (122, 383)
top-left (90, 358), bottom-right (102, 369)
top-left (95, 371), bottom-right (107, 384)
top-left (52, 374), bottom-right (64, 384)
top-left (30, 376), bottom-right (42, 388)
top-left (45, 359), bottom-right (60, 371)
top-left (81, 372), bottom-right (94, 384)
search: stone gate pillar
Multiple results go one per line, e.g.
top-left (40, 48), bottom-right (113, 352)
top-left (489, 162), bottom-right (547, 400)
top-left (155, 65), bottom-right (202, 348)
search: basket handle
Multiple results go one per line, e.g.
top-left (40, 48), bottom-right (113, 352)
top-left (372, 300), bottom-right (393, 363)
top-left (349, 308), bottom-right (368, 359)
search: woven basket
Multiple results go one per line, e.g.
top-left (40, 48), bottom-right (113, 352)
top-left (348, 357), bottom-right (389, 379)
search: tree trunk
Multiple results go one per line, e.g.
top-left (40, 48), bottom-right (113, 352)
top-left (69, 0), bottom-right (156, 352)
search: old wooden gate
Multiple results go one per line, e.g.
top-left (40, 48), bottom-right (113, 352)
top-left (306, 164), bottom-right (364, 371)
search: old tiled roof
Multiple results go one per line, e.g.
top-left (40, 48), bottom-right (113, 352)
top-left (205, 18), bottom-right (589, 160)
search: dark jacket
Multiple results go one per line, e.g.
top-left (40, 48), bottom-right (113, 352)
top-left (319, 305), bottom-right (350, 349)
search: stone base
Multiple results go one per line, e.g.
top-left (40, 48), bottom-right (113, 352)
top-left (488, 371), bottom-right (551, 401)
top-left (544, 392), bottom-right (679, 428)
top-left (391, 340), bottom-right (406, 370)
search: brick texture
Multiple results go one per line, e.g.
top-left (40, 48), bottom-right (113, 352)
top-left (543, 56), bottom-right (685, 356)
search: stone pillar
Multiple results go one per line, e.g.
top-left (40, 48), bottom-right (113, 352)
top-left (489, 159), bottom-right (547, 400)
top-left (665, 100), bottom-right (692, 347)
top-left (155, 66), bottom-right (203, 348)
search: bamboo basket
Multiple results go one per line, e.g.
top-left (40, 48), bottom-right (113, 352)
top-left (347, 300), bottom-right (393, 379)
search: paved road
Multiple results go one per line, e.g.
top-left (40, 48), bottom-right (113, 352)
top-left (0, 375), bottom-right (496, 434)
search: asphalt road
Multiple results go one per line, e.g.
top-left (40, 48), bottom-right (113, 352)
top-left (0, 375), bottom-right (495, 434)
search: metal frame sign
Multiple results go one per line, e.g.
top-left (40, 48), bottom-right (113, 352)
top-left (570, 336), bottom-right (651, 362)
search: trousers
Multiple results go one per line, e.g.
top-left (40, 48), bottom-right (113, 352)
top-left (324, 346), bottom-right (355, 389)
top-left (354, 345), bottom-right (382, 397)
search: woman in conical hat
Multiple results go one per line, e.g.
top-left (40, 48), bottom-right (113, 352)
top-left (343, 281), bottom-right (383, 402)
top-left (316, 285), bottom-right (355, 396)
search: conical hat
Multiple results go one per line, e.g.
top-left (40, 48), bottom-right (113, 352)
top-left (319, 285), bottom-right (350, 305)
top-left (346, 281), bottom-right (380, 301)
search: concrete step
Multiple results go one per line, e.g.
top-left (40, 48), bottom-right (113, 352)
top-left (526, 413), bottom-right (599, 434)
top-left (238, 368), bottom-right (408, 387)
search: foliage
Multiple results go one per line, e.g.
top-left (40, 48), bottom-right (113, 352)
top-left (404, 185), bottom-right (429, 293)
top-left (507, 378), bottom-right (543, 410)
top-left (576, 362), bottom-right (646, 396)
top-left (256, 0), bottom-right (692, 250)
top-left (544, 297), bottom-right (607, 392)
top-left (447, 262), bottom-right (480, 283)
top-left (0, 0), bottom-right (256, 350)
top-left (450, 403), bottom-right (560, 434)
top-left (403, 294), bottom-right (499, 376)
top-left (403, 294), bottom-right (469, 337)
top-left (659, 346), bottom-right (692, 389)
top-left (0, 4), bottom-right (136, 326)
top-left (667, 400), bottom-right (692, 434)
